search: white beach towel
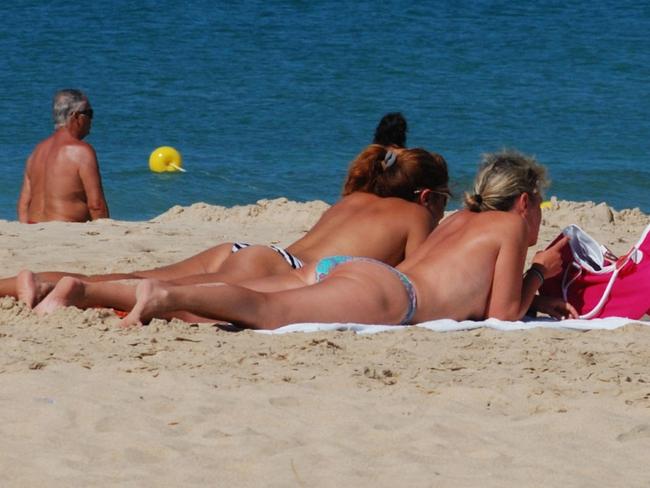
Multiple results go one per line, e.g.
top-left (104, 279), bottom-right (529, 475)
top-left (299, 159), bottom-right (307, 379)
top-left (258, 317), bottom-right (650, 335)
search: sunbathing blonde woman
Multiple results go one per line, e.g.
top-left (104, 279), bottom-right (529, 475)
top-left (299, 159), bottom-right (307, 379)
top-left (35, 149), bottom-right (571, 327)
top-left (12, 144), bottom-right (450, 310)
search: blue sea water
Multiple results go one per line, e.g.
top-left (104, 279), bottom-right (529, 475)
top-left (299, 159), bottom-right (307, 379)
top-left (1, 1), bottom-right (649, 221)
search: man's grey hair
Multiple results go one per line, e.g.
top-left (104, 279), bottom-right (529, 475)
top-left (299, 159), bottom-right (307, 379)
top-left (52, 89), bottom-right (88, 128)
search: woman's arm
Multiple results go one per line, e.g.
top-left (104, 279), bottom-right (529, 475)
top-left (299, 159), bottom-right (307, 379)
top-left (485, 218), bottom-right (532, 320)
top-left (404, 210), bottom-right (435, 257)
top-left (532, 295), bottom-right (579, 319)
top-left (487, 228), bottom-right (570, 321)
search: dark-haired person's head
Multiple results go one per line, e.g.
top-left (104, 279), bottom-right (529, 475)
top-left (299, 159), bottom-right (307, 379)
top-left (373, 112), bottom-right (407, 148)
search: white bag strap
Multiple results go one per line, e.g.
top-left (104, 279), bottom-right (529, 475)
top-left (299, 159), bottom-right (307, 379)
top-left (561, 264), bottom-right (581, 302)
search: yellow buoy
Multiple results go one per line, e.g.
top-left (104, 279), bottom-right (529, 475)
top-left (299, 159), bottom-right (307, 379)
top-left (149, 146), bottom-right (186, 173)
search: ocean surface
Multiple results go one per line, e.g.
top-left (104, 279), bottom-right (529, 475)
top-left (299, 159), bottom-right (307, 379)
top-left (1, 1), bottom-right (649, 221)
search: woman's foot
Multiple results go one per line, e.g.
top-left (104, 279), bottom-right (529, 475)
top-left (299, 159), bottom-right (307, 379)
top-left (120, 279), bottom-right (171, 328)
top-left (33, 276), bottom-right (86, 316)
top-left (16, 270), bottom-right (54, 309)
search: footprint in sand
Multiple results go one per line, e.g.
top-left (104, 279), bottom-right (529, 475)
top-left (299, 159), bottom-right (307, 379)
top-left (616, 424), bottom-right (650, 442)
top-left (123, 446), bottom-right (165, 464)
top-left (95, 415), bottom-right (124, 433)
top-left (202, 428), bottom-right (231, 439)
top-left (268, 396), bottom-right (299, 407)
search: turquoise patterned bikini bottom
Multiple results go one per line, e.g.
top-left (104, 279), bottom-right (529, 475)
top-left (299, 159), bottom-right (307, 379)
top-left (314, 255), bottom-right (417, 325)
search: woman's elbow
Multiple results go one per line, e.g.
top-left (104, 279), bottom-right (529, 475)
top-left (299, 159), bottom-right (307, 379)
top-left (487, 306), bottom-right (522, 322)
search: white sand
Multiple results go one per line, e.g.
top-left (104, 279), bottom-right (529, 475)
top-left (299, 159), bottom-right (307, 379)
top-left (1, 198), bottom-right (649, 487)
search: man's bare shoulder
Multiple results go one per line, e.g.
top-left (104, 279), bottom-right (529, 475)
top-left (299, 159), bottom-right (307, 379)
top-left (59, 139), bottom-right (97, 165)
top-left (62, 136), bottom-right (95, 152)
top-left (30, 133), bottom-right (57, 156)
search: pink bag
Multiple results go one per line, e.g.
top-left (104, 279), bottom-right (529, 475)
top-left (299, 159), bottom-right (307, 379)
top-left (540, 224), bottom-right (650, 319)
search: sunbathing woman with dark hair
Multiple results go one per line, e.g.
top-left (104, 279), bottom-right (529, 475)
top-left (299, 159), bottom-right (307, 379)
top-left (36, 149), bottom-right (570, 327)
top-left (14, 144), bottom-right (450, 311)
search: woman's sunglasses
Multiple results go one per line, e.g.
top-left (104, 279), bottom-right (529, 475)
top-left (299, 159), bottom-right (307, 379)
top-left (414, 189), bottom-right (451, 207)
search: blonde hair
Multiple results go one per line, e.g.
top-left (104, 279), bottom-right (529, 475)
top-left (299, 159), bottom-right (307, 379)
top-left (464, 149), bottom-right (548, 212)
top-left (342, 144), bottom-right (449, 201)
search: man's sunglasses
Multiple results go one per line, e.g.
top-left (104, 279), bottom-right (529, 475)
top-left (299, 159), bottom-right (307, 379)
top-left (77, 108), bottom-right (94, 119)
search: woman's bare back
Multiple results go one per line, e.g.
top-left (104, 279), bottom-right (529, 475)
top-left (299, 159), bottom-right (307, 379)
top-left (288, 192), bottom-right (435, 267)
top-left (399, 210), bottom-right (528, 322)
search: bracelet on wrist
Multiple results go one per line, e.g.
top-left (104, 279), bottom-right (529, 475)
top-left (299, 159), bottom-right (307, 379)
top-left (526, 266), bottom-right (545, 286)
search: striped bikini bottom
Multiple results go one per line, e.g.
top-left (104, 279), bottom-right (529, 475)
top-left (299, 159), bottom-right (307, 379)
top-left (231, 242), bottom-right (304, 270)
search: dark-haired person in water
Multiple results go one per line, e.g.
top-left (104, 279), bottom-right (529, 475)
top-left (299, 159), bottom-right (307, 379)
top-left (373, 112), bottom-right (408, 148)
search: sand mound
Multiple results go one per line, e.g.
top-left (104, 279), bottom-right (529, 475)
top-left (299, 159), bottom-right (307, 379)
top-left (153, 197), bottom-right (330, 228)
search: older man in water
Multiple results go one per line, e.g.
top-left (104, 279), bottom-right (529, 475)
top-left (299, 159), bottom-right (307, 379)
top-left (17, 89), bottom-right (109, 223)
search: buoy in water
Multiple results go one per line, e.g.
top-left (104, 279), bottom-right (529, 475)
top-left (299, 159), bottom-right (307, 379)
top-left (149, 146), bottom-right (186, 173)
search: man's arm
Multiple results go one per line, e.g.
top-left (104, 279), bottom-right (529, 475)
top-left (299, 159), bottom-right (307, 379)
top-left (77, 145), bottom-right (109, 220)
top-left (17, 155), bottom-right (33, 223)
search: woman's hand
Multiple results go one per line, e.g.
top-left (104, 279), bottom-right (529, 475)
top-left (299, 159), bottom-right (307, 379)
top-left (532, 235), bottom-right (570, 279)
top-left (533, 295), bottom-right (579, 319)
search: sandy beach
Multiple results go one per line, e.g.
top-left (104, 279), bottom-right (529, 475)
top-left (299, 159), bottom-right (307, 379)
top-left (1, 197), bottom-right (649, 487)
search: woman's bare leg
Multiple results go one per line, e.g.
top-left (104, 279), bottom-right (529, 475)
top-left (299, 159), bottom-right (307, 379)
top-left (0, 243), bottom-right (234, 301)
top-left (166, 246), bottom-right (300, 286)
top-left (231, 263), bottom-right (314, 292)
top-left (33, 277), bottom-right (217, 323)
top-left (32, 250), bottom-right (310, 319)
top-left (34, 278), bottom-right (141, 315)
top-left (132, 243), bottom-right (234, 280)
top-left (2, 243), bottom-right (304, 309)
top-left (15, 270), bottom-right (54, 308)
top-left (31, 272), bottom-right (299, 318)
top-left (0, 271), bottom-right (88, 299)
top-left (121, 262), bottom-right (411, 329)
top-left (4, 270), bottom-right (137, 304)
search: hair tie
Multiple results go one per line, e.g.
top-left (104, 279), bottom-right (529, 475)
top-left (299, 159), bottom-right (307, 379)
top-left (474, 194), bottom-right (483, 205)
top-left (381, 151), bottom-right (397, 170)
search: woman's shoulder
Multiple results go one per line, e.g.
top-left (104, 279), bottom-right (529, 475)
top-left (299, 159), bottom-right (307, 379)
top-left (454, 209), bottom-right (526, 234)
top-left (383, 196), bottom-right (434, 220)
top-left (332, 192), bottom-right (433, 225)
top-left (339, 192), bottom-right (422, 211)
top-left (336, 191), bottom-right (380, 206)
top-left (491, 209), bottom-right (526, 226)
top-left (482, 210), bottom-right (528, 241)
